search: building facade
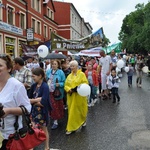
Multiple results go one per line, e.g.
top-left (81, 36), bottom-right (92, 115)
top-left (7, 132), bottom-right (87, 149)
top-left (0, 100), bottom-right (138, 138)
top-left (53, 1), bottom-right (92, 40)
top-left (0, 0), bottom-right (58, 57)
top-left (0, 0), bottom-right (93, 57)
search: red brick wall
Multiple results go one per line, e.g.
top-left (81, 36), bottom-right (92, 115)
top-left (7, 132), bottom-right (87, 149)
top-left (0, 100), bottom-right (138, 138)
top-left (53, 1), bottom-right (70, 24)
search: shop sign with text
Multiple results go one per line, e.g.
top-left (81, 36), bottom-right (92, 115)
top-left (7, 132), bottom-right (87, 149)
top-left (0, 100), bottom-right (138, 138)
top-left (0, 21), bottom-right (23, 35)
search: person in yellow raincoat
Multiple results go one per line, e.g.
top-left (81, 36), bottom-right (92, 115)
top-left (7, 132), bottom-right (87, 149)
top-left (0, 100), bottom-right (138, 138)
top-left (64, 60), bottom-right (88, 135)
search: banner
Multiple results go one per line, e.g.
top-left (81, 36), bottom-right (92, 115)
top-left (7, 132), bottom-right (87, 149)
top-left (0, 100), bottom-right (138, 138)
top-left (51, 27), bottom-right (104, 51)
top-left (76, 42), bottom-right (122, 57)
top-left (103, 42), bottom-right (122, 54)
top-left (21, 40), bottom-right (51, 57)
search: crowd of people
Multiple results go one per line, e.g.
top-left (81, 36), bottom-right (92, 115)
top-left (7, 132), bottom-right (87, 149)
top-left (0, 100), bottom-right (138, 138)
top-left (0, 50), bottom-right (150, 149)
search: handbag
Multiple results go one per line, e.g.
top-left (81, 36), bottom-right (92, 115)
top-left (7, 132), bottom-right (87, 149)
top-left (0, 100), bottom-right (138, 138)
top-left (0, 131), bottom-right (3, 148)
top-left (53, 78), bottom-right (62, 100)
top-left (53, 87), bottom-right (62, 99)
top-left (6, 106), bottom-right (46, 150)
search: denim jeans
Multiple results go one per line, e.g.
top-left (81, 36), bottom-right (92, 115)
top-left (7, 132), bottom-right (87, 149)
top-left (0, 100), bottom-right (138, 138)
top-left (111, 87), bottom-right (120, 101)
top-left (128, 76), bottom-right (133, 85)
top-left (89, 84), bottom-right (97, 103)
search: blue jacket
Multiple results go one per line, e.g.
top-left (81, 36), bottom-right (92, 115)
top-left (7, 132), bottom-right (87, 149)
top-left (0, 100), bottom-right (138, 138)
top-left (29, 81), bottom-right (52, 125)
top-left (46, 69), bottom-right (66, 100)
top-left (127, 66), bottom-right (134, 76)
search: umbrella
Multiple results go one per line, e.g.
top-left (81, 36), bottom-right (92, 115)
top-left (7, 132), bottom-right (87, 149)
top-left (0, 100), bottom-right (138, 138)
top-left (21, 56), bottom-right (33, 61)
top-left (44, 53), bottom-right (67, 59)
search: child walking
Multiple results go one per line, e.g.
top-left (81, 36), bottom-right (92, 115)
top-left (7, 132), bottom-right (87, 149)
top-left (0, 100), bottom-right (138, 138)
top-left (127, 63), bottom-right (134, 87)
top-left (107, 69), bottom-right (120, 103)
top-left (85, 63), bottom-right (99, 107)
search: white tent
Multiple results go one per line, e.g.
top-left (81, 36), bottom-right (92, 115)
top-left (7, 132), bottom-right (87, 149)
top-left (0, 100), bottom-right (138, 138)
top-left (67, 51), bottom-right (74, 55)
top-left (76, 47), bottom-right (103, 57)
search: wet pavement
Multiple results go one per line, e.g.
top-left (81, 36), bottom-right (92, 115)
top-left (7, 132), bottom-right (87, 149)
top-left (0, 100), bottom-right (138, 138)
top-left (36, 73), bottom-right (150, 150)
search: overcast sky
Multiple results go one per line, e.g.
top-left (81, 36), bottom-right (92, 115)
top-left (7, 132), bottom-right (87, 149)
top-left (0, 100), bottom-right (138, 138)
top-left (61, 0), bottom-right (148, 44)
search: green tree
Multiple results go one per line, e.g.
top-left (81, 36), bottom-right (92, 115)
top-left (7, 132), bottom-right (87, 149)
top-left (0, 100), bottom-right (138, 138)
top-left (102, 34), bottom-right (110, 47)
top-left (119, 3), bottom-right (150, 54)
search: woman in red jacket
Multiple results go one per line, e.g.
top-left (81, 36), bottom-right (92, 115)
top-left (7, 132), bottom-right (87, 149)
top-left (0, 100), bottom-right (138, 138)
top-left (85, 62), bottom-right (99, 107)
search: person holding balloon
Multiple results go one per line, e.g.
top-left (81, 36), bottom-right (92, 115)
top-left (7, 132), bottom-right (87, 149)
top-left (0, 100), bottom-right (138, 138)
top-left (110, 50), bottom-right (118, 70)
top-left (99, 50), bottom-right (112, 100)
top-left (64, 60), bottom-right (89, 135)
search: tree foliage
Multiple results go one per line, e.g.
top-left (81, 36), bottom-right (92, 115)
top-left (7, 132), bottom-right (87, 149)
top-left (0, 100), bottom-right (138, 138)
top-left (118, 2), bottom-right (150, 54)
top-left (102, 34), bottom-right (110, 47)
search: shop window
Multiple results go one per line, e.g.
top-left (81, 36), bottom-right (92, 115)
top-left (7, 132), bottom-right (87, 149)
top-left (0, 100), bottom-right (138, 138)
top-left (5, 37), bottom-right (15, 57)
top-left (19, 40), bottom-right (26, 56)
top-left (7, 6), bottom-right (14, 25)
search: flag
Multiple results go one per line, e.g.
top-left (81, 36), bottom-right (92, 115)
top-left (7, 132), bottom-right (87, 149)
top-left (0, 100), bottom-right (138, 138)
top-left (51, 27), bottom-right (104, 51)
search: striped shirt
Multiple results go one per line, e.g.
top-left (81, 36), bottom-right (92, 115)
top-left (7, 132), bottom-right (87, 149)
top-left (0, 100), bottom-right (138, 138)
top-left (14, 66), bottom-right (32, 89)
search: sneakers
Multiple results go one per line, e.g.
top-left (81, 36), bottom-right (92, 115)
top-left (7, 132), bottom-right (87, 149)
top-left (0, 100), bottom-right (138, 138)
top-left (93, 98), bottom-right (97, 104)
top-left (51, 124), bottom-right (58, 130)
top-left (66, 131), bottom-right (73, 135)
top-left (128, 84), bottom-right (132, 87)
top-left (102, 95), bottom-right (108, 100)
top-left (112, 100), bottom-right (116, 103)
top-left (139, 84), bottom-right (142, 88)
top-left (64, 106), bottom-right (68, 110)
top-left (88, 103), bottom-right (91, 107)
top-left (82, 122), bottom-right (86, 127)
top-left (91, 101), bottom-right (94, 106)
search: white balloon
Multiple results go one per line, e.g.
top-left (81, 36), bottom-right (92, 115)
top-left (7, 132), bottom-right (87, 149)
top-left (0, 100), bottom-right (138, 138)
top-left (116, 67), bottom-right (121, 73)
top-left (118, 73), bottom-right (123, 78)
top-left (124, 66), bottom-right (129, 72)
top-left (123, 55), bottom-right (126, 59)
top-left (37, 45), bottom-right (49, 58)
top-left (117, 60), bottom-right (125, 69)
top-left (142, 66), bottom-right (148, 73)
top-left (77, 84), bottom-right (91, 97)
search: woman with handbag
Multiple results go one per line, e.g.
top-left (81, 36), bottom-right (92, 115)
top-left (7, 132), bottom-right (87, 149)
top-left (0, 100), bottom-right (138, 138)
top-left (29, 68), bottom-right (52, 150)
top-left (64, 60), bottom-right (88, 135)
top-left (0, 54), bottom-right (31, 150)
top-left (46, 60), bottom-right (66, 130)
